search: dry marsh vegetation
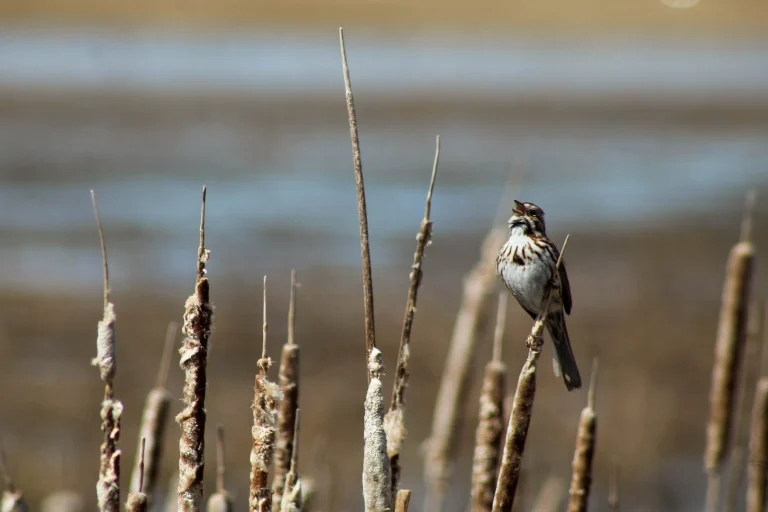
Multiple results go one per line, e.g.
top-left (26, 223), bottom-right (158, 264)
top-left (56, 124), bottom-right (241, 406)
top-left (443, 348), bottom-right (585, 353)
top-left (0, 29), bottom-right (766, 512)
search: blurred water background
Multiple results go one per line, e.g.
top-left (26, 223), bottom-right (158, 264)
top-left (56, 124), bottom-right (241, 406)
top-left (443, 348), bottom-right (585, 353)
top-left (1, 2), bottom-right (768, 511)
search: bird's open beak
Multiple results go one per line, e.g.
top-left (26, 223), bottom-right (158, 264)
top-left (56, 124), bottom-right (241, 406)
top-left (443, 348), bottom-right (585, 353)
top-left (513, 200), bottom-right (526, 215)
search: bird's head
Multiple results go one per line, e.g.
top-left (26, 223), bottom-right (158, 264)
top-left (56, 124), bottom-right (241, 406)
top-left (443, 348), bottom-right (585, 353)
top-left (508, 200), bottom-right (547, 235)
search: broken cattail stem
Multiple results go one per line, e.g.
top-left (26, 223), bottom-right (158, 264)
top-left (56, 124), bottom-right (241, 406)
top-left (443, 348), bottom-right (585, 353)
top-left (530, 476), bottom-right (567, 512)
top-left (90, 191), bottom-right (122, 512)
top-left (470, 293), bottom-right (508, 512)
top-left (280, 411), bottom-right (302, 512)
top-left (339, 27), bottom-right (377, 374)
top-left (492, 235), bottom-right (570, 512)
top-left (176, 187), bottom-right (213, 512)
top-left (207, 426), bottom-right (233, 512)
top-left (748, 378), bottom-right (768, 512)
top-left (394, 490), bottom-right (412, 512)
top-left (363, 348), bottom-right (393, 512)
top-left (705, 192), bottom-right (756, 512)
top-left (424, 226), bottom-right (507, 512)
top-left (385, 136), bottom-right (440, 494)
top-left (126, 440), bottom-right (148, 512)
top-left (274, 271), bottom-right (301, 504)
top-left (567, 359), bottom-right (599, 512)
top-left (250, 276), bottom-right (282, 512)
top-left (0, 444), bottom-right (29, 512)
top-left (129, 322), bottom-right (177, 497)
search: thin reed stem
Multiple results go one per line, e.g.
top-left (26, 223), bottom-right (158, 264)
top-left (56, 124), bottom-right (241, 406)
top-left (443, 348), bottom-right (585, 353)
top-left (423, 226), bottom-right (508, 512)
top-left (274, 271), bottom-right (301, 503)
top-left (530, 476), bottom-right (567, 512)
top-left (91, 190), bottom-right (122, 512)
top-left (705, 191), bottom-right (756, 512)
top-left (567, 359), bottom-right (599, 512)
top-left (470, 293), bottom-right (508, 512)
top-left (176, 187), bottom-right (213, 512)
top-left (386, 135), bottom-right (440, 493)
top-left (395, 490), bottom-right (412, 512)
top-left (339, 27), bottom-right (377, 375)
top-left (363, 348), bottom-right (393, 512)
top-left (130, 322), bottom-right (177, 498)
top-left (126, 440), bottom-right (148, 512)
top-left (207, 426), bottom-right (233, 512)
top-left (250, 276), bottom-right (282, 512)
top-left (492, 235), bottom-right (571, 512)
top-left (280, 411), bottom-right (302, 512)
top-left (608, 464), bottom-right (619, 512)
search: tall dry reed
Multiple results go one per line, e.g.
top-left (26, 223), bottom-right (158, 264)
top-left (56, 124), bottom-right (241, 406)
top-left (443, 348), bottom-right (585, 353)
top-left (274, 271), bottom-right (301, 504)
top-left (704, 191), bottom-right (756, 512)
top-left (492, 235), bottom-right (570, 512)
top-left (207, 425), bottom-right (233, 512)
top-left (470, 293), bottom-right (508, 512)
top-left (339, 27), bottom-right (377, 372)
top-left (608, 464), bottom-right (619, 512)
top-left (125, 439), bottom-right (147, 512)
top-left (424, 226), bottom-right (507, 512)
top-left (363, 348), bottom-right (393, 512)
top-left (567, 359), bottom-right (599, 512)
top-left (385, 135), bottom-right (440, 494)
top-left (176, 187), bottom-right (214, 512)
top-left (280, 412), bottom-right (302, 512)
top-left (129, 322), bottom-right (177, 499)
top-left (747, 302), bottom-right (768, 512)
top-left (395, 490), bottom-right (412, 512)
top-left (250, 276), bottom-right (282, 512)
top-left (90, 191), bottom-right (123, 512)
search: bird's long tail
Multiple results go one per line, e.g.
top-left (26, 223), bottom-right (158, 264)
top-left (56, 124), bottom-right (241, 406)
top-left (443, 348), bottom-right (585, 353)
top-left (546, 311), bottom-right (582, 391)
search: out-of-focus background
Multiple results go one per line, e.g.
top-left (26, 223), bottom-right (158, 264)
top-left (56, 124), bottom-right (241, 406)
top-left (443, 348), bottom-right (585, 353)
top-left (0, 1), bottom-right (767, 510)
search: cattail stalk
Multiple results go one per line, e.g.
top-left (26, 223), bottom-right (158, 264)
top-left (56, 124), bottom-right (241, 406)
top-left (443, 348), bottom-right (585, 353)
top-left (608, 464), bottom-right (619, 512)
top-left (394, 490), bottom-right (412, 512)
top-left (492, 235), bottom-right (570, 512)
top-left (385, 136), bottom-right (440, 494)
top-left (130, 322), bottom-right (177, 499)
top-left (274, 271), bottom-right (301, 504)
top-left (126, 439), bottom-right (148, 512)
top-left (567, 359), bottom-right (599, 512)
top-left (470, 293), bottom-right (508, 512)
top-left (705, 191), bottom-right (756, 512)
top-left (176, 187), bottom-right (214, 512)
top-left (90, 191), bottom-right (123, 512)
top-left (747, 304), bottom-right (768, 512)
top-left (207, 426), bottom-right (233, 512)
top-left (280, 412), bottom-right (302, 512)
top-left (339, 27), bottom-right (377, 373)
top-left (363, 348), bottom-right (393, 512)
top-left (530, 476), bottom-right (567, 512)
top-left (424, 226), bottom-right (508, 512)
top-left (0, 444), bottom-right (29, 512)
top-left (250, 276), bottom-right (282, 512)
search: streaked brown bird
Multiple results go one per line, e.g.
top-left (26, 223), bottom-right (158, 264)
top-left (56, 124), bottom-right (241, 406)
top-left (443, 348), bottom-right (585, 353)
top-left (496, 200), bottom-right (581, 390)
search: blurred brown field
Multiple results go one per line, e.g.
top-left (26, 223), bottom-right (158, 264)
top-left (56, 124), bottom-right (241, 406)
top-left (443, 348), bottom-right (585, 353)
top-left (0, 0), bottom-right (766, 34)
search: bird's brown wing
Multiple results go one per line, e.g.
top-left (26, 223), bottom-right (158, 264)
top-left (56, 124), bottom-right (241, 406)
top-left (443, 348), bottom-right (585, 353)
top-left (559, 262), bottom-right (572, 315)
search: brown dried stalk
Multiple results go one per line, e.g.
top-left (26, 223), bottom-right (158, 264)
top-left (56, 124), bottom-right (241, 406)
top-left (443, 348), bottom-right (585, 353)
top-left (207, 426), bottom-right (233, 512)
top-left (748, 378), bottom-right (768, 512)
top-left (0, 443), bottom-right (29, 512)
top-left (274, 271), bottom-right (301, 504)
top-left (91, 190), bottom-right (122, 512)
top-left (725, 299), bottom-right (764, 512)
top-left (705, 191), bottom-right (756, 512)
top-left (492, 235), bottom-right (570, 512)
top-left (395, 490), bottom-right (412, 512)
top-left (470, 293), bottom-right (508, 512)
top-left (339, 27), bottom-right (377, 373)
top-left (567, 359), bottom-right (599, 512)
top-left (363, 348), bottom-right (393, 512)
top-left (130, 322), bottom-right (177, 498)
top-left (250, 276), bottom-right (282, 512)
top-left (176, 186), bottom-right (214, 512)
top-left (385, 135), bottom-right (440, 494)
top-left (280, 411), bottom-right (302, 512)
top-left (126, 439), bottom-right (148, 512)
top-left (423, 226), bottom-right (508, 512)
top-left (530, 475), bottom-right (567, 512)
top-left (608, 464), bottom-right (619, 512)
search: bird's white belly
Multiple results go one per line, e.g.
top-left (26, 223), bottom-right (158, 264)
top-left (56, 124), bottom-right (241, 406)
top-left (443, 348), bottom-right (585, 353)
top-left (499, 240), bottom-right (554, 314)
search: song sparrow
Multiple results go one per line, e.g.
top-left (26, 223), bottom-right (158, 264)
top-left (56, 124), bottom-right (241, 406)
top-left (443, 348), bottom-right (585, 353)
top-left (496, 200), bottom-right (582, 391)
